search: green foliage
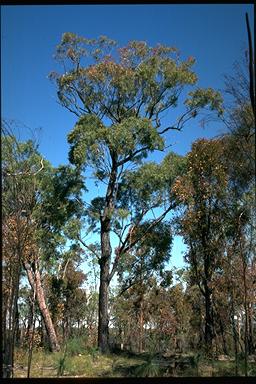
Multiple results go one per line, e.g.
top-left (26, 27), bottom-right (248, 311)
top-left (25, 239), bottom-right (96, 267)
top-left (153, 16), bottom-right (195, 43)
top-left (51, 35), bottom-right (202, 123)
top-left (68, 114), bottom-right (165, 170)
top-left (2, 133), bottom-right (86, 269)
top-left (185, 88), bottom-right (224, 115)
top-left (118, 221), bottom-right (173, 290)
top-left (35, 164), bottom-right (85, 231)
top-left (51, 34), bottom-right (223, 177)
top-left (117, 151), bottom-right (185, 216)
top-left (66, 336), bottom-right (88, 356)
top-left (2, 135), bottom-right (50, 219)
top-left (48, 258), bottom-right (87, 330)
top-left (56, 348), bottom-right (67, 377)
top-left (68, 115), bottom-right (105, 168)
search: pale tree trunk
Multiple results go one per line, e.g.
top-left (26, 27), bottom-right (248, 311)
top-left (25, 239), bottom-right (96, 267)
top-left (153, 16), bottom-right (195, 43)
top-left (24, 261), bottom-right (60, 352)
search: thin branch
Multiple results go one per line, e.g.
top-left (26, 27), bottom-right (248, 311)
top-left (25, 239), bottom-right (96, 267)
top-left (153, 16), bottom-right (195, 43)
top-left (62, 258), bottom-right (71, 280)
top-left (158, 125), bottom-right (182, 135)
top-left (118, 277), bottom-right (145, 296)
top-left (32, 159), bottom-right (44, 176)
top-left (109, 204), bottom-right (175, 282)
top-left (78, 236), bottom-right (100, 260)
top-left (6, 158), bottom-right (44, 177)
top-left (122, 203), bottom-right (176, 255)
top-left (57, 100), bottom-right (80, 117)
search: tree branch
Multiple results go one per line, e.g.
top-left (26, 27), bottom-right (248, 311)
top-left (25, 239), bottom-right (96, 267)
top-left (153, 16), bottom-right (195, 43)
top-left (122, 203), bottom-right (176, 255)
top-left (109, 203), bottom-right (176, 282)
top-left (6, 158), bottom-right (44, 177)
top-left (78, 236), bottom-right (100, 260)
top-left (117, 145), bottom-right (150, 167)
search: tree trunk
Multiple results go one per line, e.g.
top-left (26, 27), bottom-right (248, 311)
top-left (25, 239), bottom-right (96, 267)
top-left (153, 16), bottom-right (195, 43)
top-left (248, 303), bottom-right (254, 354)
top-left (242, 256), bottom-right (248, 376)
top-left (2, 252), bottom-right (21, 378)
top-left (27, 287), bottom-right (36, 378)
top-left (98, 157), bottom-right (117, 353)
top-left (138, 299), bottom-right (144, 353)
top-left (217, 313), bottom-right (228, 355)
top-left (98, 249), bottom-right (110, 353)
top-left (204, 283), bottom-right (214, 354)
top-left (26, 294), bottom-right (34, 341)
top-left (24, 261), bottom-right (60, 352)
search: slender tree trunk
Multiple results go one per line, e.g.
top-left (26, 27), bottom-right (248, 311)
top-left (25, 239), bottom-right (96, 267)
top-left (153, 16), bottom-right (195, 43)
top-left (217, 314), bottom-right (228, 355)
top-left (242, 256), bottom-right (248, 376)
top-left (204, 283), bottom-right (214, 354)
top-left (248, 303), bottom-right (254, 354)
top-left (15, 304), bottom-right (21, 348)
top-left (138, 299), bottom-right (144, 353)
top-left (227, 244), bottom-right (239, 374)
top-left (24, 261), bottom-right (60, 352)
top-left (27, 288), bottom-right (36, 378)
top-left (34, 268), bottom-right (60, 352)
top-left (98, 157), bottom-right (117, 353)
top-left (229, 274), bottom-right (239, 374)
top-left (231, 314), bottom-right (239, 375)
top-left (2, 252), bottom-right (21, 378)
top-left (26, 294), bottom-right (34, 341)
top-left (201, 217), bottom-right (215, 355)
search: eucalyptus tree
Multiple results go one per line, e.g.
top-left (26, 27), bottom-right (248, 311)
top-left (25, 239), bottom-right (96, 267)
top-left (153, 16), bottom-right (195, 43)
top-left (50, 33), bottom-right (223, 352)
top-left (173, 129), bottom-right (255, 359)
top-left (2, 126), bottom-right (84, 362)
top-left (172, 138), bottom-right (229, 354)
top-left (2, 125), bottom-right (51, 376)
top-left (2, 132), bottom-right (62, 357)
top-left (22, 163), bottom-right (85, 353)
top-left (223, 56), bottom-right (255, 369)
top-left (113, 220), bottom-right (173, 353)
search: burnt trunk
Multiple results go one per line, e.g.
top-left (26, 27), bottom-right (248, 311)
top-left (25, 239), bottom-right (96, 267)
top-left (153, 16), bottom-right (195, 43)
top-left (24, 261), bottom-right (60, 352)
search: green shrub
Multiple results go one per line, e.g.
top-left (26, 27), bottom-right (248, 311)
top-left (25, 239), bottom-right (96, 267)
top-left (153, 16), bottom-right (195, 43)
top-left (66, 336), bottom-right (88, 356)
top-left (87, 346), bottom-right (100, 361)
top-left (64, 355), bottom-right (93, 376)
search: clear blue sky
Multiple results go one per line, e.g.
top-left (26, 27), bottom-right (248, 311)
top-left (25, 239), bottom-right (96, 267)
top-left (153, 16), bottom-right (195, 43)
top-left (1, 4), bottom-right (254, 272)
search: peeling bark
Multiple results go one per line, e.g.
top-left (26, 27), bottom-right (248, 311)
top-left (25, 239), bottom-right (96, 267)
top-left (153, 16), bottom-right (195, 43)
top-left (24, 261), bottom-right (60, 352)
